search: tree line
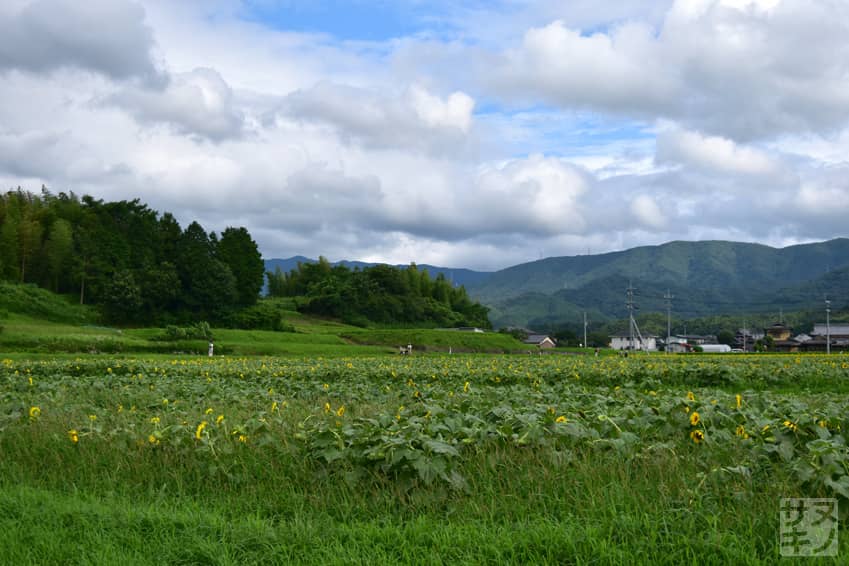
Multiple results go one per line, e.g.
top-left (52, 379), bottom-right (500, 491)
top-left (0, 187), bottom-right (264, 324)
top-left (266, 257), bottom-right (491, 328)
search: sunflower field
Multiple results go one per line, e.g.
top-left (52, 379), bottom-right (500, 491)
top-left (2, 353), bottom-right (848, 563)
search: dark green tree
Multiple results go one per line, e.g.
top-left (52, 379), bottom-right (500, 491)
top-left (177, 222), bottom-right (238, 318)
top-left (44, 219), bottom-right (73, 292)
top-left (101, 269), bottom-right (142, 323)
top-left (0, 217), bottom-right (19, 281)
top-left (266, 267), bottom-right (287, 297)
top-left (217, 226), bottom-right (264, 307)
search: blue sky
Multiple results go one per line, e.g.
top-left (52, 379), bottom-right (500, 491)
top-left (241, 1), bottom-right (433, 41)
top-left (1, 0), bottom-right (848, 270)
top-left (238, 0), bottom-right (500, 41)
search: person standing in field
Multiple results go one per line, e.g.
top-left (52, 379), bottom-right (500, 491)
top-left (208, 341), bottom-right (214, 357)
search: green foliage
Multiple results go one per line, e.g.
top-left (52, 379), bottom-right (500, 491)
top-left (499, 327), bottom-right (528, 341)
top-left (265, 266), bottom-right (287, 297)
top-left (3, 354), bottom-right (849, 563)
top-left (226, 300), bottom-right (295, 332)
top-left (280, 261), bottom-right (491, 328)
top-left (718, 329), bottom-right (736, 345)
top-left (0, 281), bottom-right (95, 324)
top-left (0, 189), bottom-right (264, 326)
top-left (341, 328), bottom-right (527, 352)
top-left (217, 227), bottom-right (264, 307)
top-left (101, 270), bottom-right (142, 323)
top-left (158, 321), bottom-right (214, 342)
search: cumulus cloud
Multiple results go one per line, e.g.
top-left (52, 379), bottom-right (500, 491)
top-left (3, 0), bottom-right (849, 271)
top-left (492, 20), bottom-right (673, 113)
top-left (409, 86), bottom-right (474, 133)
top-left (109, 68), bottom-right (245, 141)
top-left (487, 0), bottom-right (849, 140)
top-left (656, 127), bottom-right (779, 175)
top-left (630, 195), bottom-right (668, 230)
top-left (276, 82), bottom-right (476, 154)
top-left (0, 0), bottom-right (160, 82)
top-left (470, 156), bottom-right (588, 236)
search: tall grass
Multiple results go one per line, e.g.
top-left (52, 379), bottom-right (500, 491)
top-left (0, 282), bottom-right (96, 324)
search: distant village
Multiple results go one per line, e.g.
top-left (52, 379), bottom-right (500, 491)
top-left (609, 322), bottom-right (849, 353)
top-left (500, 321), bottom-right (849, 354)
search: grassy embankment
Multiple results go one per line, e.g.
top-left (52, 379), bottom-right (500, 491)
top-left (0, 282), bottom-right (532, 356)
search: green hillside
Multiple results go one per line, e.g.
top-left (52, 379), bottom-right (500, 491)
top-left (469, 239), bottom-right (849, 328)
top-left (0, 283), bottom-right (525, 355)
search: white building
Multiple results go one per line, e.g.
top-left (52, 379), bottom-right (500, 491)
top-left (699, 344), bottom-right (732, 353)
top-left (609, 333), bottom-right (658, 351)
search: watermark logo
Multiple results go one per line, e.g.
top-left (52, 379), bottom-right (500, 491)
top-left (780, 498), bottom-right (838, 557)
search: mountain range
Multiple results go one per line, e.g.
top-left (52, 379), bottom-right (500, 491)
top-left (265, 238), bottom-right (849, 329)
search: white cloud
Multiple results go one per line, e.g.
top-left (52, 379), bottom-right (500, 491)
top-left (0, 0), bottom-right (161, 82)
top-left (472, 156), bottom-right (588, 235)
top-left (277, 82), bottom-right (476, 154)
top-left (656, 128), bottom-right (779, 175)
top-left (487, 0), bottom-right (849, 141)
top-left (630, 195), bottom-right (668, 230)
top-left (2, 0), bottom-right (849, 271)
top-left (108, 68), bottom-right (245, 141)
top-left (492, 20), bottom-right (673, 113)
top-left (409, 86), bottom-right (474, 133)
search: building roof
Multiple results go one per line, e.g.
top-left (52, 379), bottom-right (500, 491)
top-left (812, 323), bottom-right (849, 337)
top-left (524, 334), bottom-right (554, 344)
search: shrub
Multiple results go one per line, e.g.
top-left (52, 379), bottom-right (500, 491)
top-left (156, 321), bottom-right (213, 341)
top-left (226, 301), bottom-right (295, 332)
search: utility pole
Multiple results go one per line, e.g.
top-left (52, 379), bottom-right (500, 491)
top-left (583, 311), bottom-right (587, 350)
top-left (664, 290), bottom-right (673, 354)
top-left (626, 282), bottom-right (637, 351)
top-left (743, 318), bottom-right (748, 353)
top-left (826, 296), bottom-right (831, 355)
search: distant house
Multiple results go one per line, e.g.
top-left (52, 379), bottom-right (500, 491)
top-left (798, 323), bottom-right (849, 352)
top-left (609, 333), bottom-right (658, 351)
top-left (667, 342), bottom-right (693, 354)
top-left (766, 323), bottom-right (792, 342)
top-left (811, 323), bottom-right (849, 340)
top-left (524, 334), bottom-right (557, 349)
top-left (764, 322), bottom-right (799, 352)
top-left (734, 328), bottom-right (765, 352)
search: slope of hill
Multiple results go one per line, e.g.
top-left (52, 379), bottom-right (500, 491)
top-left (467, 239), bottom-right (849, 328)
top-left (0, 282), bottom-right (97, 324)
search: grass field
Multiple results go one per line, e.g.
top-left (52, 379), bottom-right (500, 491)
top-left (0, 312), bottom-right (533, 357)
top-left (2, 353), bottom-right (848, 564)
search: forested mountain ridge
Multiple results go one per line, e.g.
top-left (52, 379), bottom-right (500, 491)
top-left (466, 239), bottom-right (849, 328)
top-left (0, 188), bottom-right (265, 324)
